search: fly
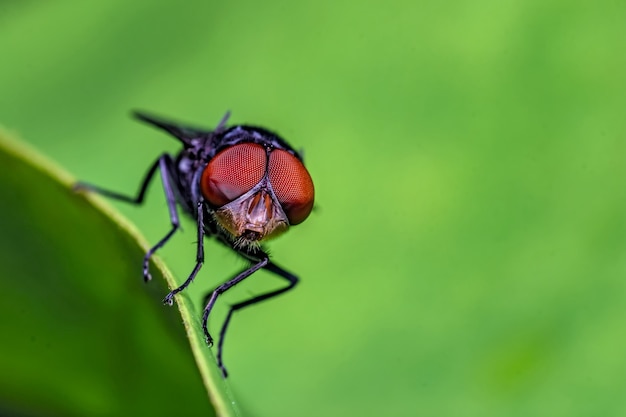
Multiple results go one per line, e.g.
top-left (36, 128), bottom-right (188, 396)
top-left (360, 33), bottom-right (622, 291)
top-left (74, 111), bottom-right (315, 377)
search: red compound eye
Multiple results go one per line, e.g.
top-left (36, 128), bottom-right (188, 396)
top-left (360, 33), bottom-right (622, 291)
top-left (201, 143), bottom-right (266, 207)
top-left (268, 149), bottom-right (314, 225)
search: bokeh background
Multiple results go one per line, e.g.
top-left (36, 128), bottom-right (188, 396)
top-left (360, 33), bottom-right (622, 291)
top-left (1, 0), bottom-right (625, 416)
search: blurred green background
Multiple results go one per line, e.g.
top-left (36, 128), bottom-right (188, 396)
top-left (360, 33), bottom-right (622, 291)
top-left (1, 0), bottom-right (625, 416)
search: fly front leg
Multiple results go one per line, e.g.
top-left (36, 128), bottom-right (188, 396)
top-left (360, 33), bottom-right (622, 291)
top-left (201, 257), bottom-right (270, 348)
top-left (215, 262), bottom-right (298, 377)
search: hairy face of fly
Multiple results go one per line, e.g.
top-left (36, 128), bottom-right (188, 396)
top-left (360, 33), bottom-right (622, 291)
top-left (213, 183), bottom-right (290, 246)
top-left (200, 142), bottom-right (314, 248)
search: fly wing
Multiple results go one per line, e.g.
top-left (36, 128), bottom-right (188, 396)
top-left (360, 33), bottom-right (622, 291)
top-left (133, 111), bottom-right (231, 146)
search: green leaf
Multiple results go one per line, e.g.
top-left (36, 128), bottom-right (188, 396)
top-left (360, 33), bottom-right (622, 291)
top-left (0, 128), bottom-right (240, 417)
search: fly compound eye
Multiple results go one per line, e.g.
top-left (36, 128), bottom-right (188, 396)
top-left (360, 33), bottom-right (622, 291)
top-left (268, 149), bottom-right (315, 225)
top-left (201, 143), bottom-right (267, 207)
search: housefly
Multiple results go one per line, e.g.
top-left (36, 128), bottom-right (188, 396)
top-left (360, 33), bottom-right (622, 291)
top-left (75, 111), bottom-right (314, 377)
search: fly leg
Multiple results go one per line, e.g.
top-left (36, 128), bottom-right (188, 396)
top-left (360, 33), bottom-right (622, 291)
top-left (163, 200), bottom-right (205, 305)
top-left (203, 261), bottom-right (298, 377)
top-left (74, 154), bottom-right (181, 282)
top-left (201, 257), bottom-right (269, 347)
